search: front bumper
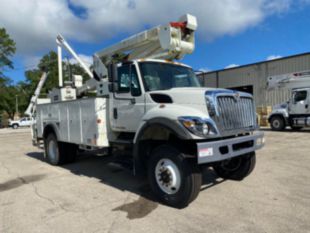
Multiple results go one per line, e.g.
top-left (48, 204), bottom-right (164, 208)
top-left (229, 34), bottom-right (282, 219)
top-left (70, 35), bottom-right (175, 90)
top-left (197, 131), bottom-right (264, 164)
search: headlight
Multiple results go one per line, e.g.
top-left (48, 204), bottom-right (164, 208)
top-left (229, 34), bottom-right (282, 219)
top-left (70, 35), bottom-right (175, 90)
top-left (178, 116), bottom-right (217, 137)
top-left (256, 137), bottom-right (265, 146)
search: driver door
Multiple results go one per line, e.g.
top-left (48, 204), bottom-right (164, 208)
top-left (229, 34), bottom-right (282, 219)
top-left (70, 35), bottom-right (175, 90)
top-left (110, 63), bottom-right (145, 132)
top-left (19, 118), bottom-right (26, 126)
top-left (289, 90), bottom-right (309, 114)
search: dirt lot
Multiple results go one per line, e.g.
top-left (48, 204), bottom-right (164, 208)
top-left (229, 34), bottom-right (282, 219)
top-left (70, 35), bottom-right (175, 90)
top-left (0, 128), bottom-right (309, 233)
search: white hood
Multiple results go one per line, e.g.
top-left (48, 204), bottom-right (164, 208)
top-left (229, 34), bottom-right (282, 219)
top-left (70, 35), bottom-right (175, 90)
top-left (149, 87), bottom-right (219, 106)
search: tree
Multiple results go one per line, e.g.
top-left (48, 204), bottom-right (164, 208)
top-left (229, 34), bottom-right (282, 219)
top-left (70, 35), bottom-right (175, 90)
top-left (18, 51), bottom-right (90, 114)
top-left (22, 51), bottom-right (59, 96)
top-left (0, 86), bottom-right (18, 119)
top-left (22, 51), bottom-right (90, 95)
top-left (0, 28), bottom-right (16, 79)
top-left (0, 28), bottom-right (16, 119)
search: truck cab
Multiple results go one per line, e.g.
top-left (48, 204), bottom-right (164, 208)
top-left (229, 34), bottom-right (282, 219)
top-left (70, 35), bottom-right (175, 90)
top-left (109, 59), bottom-right (201, 133)
top-left (267, 71), bottom-right (310, 130)
top-left (108, 59), bottom-right (262, 139)
top-left (290, 88), bottom-right (310, 115)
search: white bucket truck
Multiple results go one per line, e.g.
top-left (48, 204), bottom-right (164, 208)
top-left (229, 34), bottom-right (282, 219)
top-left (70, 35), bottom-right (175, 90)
top-left (267, 71), bottom-right (310, 130)
top-left (28, 14), bottom-right (264, 208)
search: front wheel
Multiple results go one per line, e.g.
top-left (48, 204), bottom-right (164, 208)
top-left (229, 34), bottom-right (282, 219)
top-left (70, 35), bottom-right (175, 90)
top-left (148, 145), bottom-right (202, 208)
top-left (12, 124), bottom-right (19, 129)
top-left (270, 116), bottom-right (285, 131)
top-left (213, 152), bottom-right (256, 181)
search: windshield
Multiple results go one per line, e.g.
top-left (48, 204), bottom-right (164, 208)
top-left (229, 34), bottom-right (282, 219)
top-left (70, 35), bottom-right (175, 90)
top-left (139, 62), bottom-right (201, 91)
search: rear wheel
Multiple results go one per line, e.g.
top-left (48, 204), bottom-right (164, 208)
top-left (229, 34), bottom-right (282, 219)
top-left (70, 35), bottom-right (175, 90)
top-left (45, 133), bottom-right (65, 165)
top-left (213, 152), bottom-right (256, 181)
top-left (270, 116), bottom-right (285, 131)
top-left (44, 133), bottom-right (77, 165)
top-left (148, 145), bottom-right (202, 208)
top-left (65, 143), bottom-right (78, 163)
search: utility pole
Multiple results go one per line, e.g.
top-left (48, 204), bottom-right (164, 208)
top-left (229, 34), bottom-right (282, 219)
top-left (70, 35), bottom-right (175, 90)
top-left (15, 95), bottom-right (18, 119)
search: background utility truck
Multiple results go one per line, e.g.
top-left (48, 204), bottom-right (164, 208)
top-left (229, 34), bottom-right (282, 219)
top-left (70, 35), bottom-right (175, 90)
top-left (27, 14), bottom-right (264, 208)
top-left (267, 70), bottom-right (310, 131)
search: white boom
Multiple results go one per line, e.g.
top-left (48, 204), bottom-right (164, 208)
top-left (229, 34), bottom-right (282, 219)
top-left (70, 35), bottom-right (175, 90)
top-left (93, 14), bottom-right (197, 79)
top-left (96, 14), bottom-right (197, 61)
top-left (55, 14), bottom-right (197, 95)
top-left (56, 34), bottom-right (97, 96)
top-left (24, 72), bottom-right (48, 117)
top-left (267, 70), bottom-right (310, 90)
top-left (56, 35), bottom-right (93, 79)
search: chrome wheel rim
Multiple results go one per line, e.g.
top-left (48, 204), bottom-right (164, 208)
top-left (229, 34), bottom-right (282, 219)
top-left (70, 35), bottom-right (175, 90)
top-left (272, 119), bottom-right (280, 129)
top-left (155, 158), bottom-right (181, 194)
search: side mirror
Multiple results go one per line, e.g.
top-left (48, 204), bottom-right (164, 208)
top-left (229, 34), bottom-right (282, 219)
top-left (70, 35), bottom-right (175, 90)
top-left (107, 63), bottom-right (118, 92)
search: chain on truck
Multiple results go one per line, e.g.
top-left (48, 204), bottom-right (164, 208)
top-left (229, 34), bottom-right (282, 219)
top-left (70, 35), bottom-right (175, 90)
top-left (25, 14), bottom-right (264, 208)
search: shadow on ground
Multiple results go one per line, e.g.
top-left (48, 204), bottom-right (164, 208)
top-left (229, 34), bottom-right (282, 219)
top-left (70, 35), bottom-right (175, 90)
top-left (0, 174), bottom-right (46, 192)
top-left (26, 151), bottom-right (224, 217)
top-left (261, 127), bottom-right (310, 133)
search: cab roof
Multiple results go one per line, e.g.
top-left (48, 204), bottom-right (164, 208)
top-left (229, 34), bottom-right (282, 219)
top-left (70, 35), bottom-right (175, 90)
top-left (135, 58), bottom-right (191, 68)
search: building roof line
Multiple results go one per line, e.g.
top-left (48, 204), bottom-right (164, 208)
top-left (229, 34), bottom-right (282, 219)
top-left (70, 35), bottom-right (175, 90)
top-left (199, 52), bottom-right (310, 75)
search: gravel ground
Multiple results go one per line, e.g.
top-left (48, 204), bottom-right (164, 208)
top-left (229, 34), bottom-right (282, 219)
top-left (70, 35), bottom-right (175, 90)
top-left (0, 128), bottom-right (309, 233)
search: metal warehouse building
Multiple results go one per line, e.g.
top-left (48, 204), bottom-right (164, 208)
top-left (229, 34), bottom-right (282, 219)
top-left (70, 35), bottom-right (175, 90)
top-left (197, 52), bottom-right (310, 108)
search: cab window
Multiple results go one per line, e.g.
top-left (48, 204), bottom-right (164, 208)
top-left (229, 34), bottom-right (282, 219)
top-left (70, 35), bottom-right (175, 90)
top-left (293, 90), bottom-right (307, 103)
top-left (117, 64), bottom-right (141, 96)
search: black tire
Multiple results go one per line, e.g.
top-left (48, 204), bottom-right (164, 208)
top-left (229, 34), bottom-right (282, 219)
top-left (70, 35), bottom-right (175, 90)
top-left (270, 116), bottom-right (285, 131)
top-left (64, 143), bottom-right (78, 163)
top-left (12, 124), bottom-right (19, 129)
top-left (147, 145), bottom-right (202, 208)
top-left (44, 133), bottom-right (67, 165)
top-left (213, 152), bottom-right (256, 181)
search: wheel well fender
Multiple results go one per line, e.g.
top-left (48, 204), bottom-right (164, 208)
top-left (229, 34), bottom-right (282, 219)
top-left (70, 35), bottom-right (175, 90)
top-left (133, 118), bottom-right (194, 176)
top-left (133, 117), bottom-right (191, 144)
top-left (43, 124), bottom-right (60, 140)
top-left (268, 113), bottom-right (287, 124)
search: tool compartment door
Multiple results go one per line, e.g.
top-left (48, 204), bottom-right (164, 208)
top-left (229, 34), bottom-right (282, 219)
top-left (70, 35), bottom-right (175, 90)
top-left (79, 98), bottom-right (109, 147)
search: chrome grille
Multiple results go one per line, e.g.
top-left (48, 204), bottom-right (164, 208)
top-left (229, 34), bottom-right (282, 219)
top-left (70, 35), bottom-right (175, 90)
top-left (216, 96), bottom-right (256, 131)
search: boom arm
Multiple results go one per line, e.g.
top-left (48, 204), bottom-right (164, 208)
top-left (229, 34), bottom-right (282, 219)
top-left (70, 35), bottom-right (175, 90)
top-left (93, 14), bottom-right (197, 79)
top-left (56, 35), bottom-right (99, 96)
top-left (267, 70), bottom-right (310, 90)
top-left (24, 72), bottom-right (48, 117)
top-left (55, 14), bottom-right (198, 95)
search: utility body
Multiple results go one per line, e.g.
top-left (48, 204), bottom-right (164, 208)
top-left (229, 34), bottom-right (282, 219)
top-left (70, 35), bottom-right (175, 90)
top-left (29, 14), bottom-right (264, 208)
top-left (267, 70), bottom-right (310, 130)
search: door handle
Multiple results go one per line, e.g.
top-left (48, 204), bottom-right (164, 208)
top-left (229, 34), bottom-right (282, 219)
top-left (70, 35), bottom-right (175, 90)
top-left (306, 104), bottom-right (309, 109)
top-left (130, 98), bottom-right (136, 104)
top-left (113, 108), bottom-right (118, 119)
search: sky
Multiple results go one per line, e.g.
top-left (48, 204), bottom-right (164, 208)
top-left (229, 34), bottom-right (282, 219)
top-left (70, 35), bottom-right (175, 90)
top-left (1, 0), bottom-right (310, 83)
